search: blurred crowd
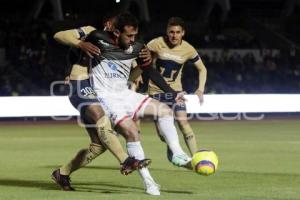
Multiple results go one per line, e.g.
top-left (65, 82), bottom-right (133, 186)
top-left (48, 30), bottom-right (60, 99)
top-left (183, 47), bottom-right (300, 94)
top-left (0, 19), bottom-right (66, 96)
top-left (0, 19), bottom-right (299, 96)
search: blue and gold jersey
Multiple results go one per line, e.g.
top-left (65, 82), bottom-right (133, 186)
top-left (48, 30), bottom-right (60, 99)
top-left (147, 36), bottom-right (200, 95)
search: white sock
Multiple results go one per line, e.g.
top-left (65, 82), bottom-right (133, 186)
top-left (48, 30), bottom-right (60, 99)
top-left (126, 141), bottom-right (155, 183)
top-left (138, 168), bottom-right (155, 183)
top-left (157, 116), bottom-right (185, 155)
top-left (126, 141), bottom-right (145, 160)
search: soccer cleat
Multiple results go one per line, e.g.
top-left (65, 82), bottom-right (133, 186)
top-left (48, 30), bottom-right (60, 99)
top-left (120, 157), bottom-right (152, 176)
top-left (171, 153), bottom-right (192, 167)
top-left (51, 169), bottom-right (75, 191)
top-left (144, 178), bottom-right (161, 196)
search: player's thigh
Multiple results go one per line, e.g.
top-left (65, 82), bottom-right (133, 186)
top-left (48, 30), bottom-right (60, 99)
top-left (142, 98), bottom-right (173, 118)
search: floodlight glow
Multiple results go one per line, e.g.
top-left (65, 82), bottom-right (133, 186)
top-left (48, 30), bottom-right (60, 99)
top-left (184, 94), bottom-right (300, 113)
top-left (0, 94), bottom-right (299, 117)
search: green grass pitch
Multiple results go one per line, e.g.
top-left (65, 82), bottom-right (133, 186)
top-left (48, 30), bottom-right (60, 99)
top-left (0, 119), bottom-right (299, 200)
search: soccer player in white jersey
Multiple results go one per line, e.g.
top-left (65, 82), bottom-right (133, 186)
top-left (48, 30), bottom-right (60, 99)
top-left (86, 13), bottom-right (192, 195)
top-left (51, 13), bottom-right (153, 192)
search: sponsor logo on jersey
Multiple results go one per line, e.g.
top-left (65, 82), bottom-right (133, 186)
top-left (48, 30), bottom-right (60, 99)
top-left (162, 52), bottom-right (184, 62)
top-left (107, 61), bottom-right (117, 71)
top-left (104, 73), bottom-right (126, 79)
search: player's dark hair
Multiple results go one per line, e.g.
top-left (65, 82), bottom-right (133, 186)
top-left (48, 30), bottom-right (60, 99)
top-left (167, 17), bottom-right (185, 30)
top-left (102, 10), bottom-right (120, 24)
top-left (114, 12), bottom-right (139, 32)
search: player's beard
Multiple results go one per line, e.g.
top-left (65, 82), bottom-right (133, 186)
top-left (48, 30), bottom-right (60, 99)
top-left (118, 37), bottom-right (129, 50)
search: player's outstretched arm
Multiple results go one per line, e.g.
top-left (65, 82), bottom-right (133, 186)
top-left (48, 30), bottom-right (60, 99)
top-left (194, 59), bottom-right (207, 104)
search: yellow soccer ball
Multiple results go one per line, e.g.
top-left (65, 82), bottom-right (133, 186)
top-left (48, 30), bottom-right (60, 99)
top-left (191, 149), bottom-right (218, 176)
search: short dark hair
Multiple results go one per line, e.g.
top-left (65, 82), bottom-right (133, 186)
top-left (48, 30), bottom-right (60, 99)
top-left (102, 10), bottom-right (120, 24)
top-left (167, 17), bottom-right (185, 30)
top-left (114, 12), bottom-right (139, 32)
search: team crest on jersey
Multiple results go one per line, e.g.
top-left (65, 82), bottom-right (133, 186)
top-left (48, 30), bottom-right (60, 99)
top-left (107, 61), bottom-right (117, 71)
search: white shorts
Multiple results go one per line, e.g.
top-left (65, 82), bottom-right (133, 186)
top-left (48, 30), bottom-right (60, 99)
top-left (96, 89), bottom-right (151, 126)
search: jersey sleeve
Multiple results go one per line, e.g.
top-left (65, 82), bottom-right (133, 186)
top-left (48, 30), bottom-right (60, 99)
top-left (187, 45), bottom-right (201, 63)
top-left (75, 26), bottom-right (96, 40)
top-left (53, 25), bottom-right (96, 47)
top-left (147, 38), bottom-right (160, 52)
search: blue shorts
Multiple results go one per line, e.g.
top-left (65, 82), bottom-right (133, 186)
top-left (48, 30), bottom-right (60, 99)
top-left (69, 79), bottom-right (98, 114)
top-left (150, 92), bottom-right (186, 112)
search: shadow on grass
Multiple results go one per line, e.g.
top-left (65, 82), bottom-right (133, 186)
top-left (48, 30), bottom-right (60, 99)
top-left (40, 165), bottom-right (194, 194)
top-left (43, 165), bottom-right (189, 173)
top-left (0, 179), bottom-right (136, 193)
top-left (0, 178), bottom-right (193, 194)
top-left (43, 165), bottom-right (119, 171)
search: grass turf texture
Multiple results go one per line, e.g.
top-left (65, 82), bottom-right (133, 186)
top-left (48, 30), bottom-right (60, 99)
top-left (0, 120), bottom-right (299, 200)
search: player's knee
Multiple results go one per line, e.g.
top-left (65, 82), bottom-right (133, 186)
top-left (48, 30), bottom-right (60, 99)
top-left (157, 115), bottom-right (175, 128)
top-left (86, 105), bottom-right (105, 123)
top-left (126, 130), bottom-right (140, 141)
top-left (116, 119), bottom-right (140, 141)
top-left (121, 126), bottom-right (140, 141)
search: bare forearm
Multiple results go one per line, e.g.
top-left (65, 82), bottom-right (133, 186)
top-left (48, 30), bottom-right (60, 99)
top-left (198, 66), bottom-right (207, 92)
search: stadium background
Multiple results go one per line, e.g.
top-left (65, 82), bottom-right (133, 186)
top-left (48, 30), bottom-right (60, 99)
top-left (0, 0), bottom-right (299, 96)
top-left (0, 0), bottom-right (299, 200)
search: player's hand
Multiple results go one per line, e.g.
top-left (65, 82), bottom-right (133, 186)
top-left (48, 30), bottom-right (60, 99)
top-left (139, 45), bottom-right (152, 63)
top-left (78, 41), bottom-right (100, 58)
top-left (175, 91), bottom-right (187, 104)
top-left (64, 76), bottom-right (70, 84)
top-left (134, 75), bottom-right (144, 86)
top-left (130, 76), bottom-right (143, 91)
top-left (195, 89), bottom-right (204, 105)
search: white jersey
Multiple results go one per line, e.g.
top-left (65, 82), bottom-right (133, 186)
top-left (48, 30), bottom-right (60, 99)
top-left (91, 57), bottom-right (150, 126)
top-left (83, 30), bottom-right (145, 95)
top-left (84, 30), bottom-right (150, 125)
top-left (91, 58), bottom-right (133, 94)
